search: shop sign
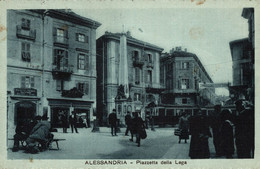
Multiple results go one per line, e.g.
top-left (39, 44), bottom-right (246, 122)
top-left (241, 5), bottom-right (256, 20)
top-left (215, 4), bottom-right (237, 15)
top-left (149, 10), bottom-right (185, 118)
top-left (14, 88), bottom-right (37, 96)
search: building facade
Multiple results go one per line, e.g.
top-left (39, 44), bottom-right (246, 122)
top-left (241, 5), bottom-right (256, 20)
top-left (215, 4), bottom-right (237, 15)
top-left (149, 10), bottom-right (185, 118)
top-left (96, 32), bottom-right (164, 125)
top-left (159, 48), bottom-right (215, 124)
top-left (229, 8), bottom-right (254, 103)
top-left (7, 9), bottom-right (101, 137)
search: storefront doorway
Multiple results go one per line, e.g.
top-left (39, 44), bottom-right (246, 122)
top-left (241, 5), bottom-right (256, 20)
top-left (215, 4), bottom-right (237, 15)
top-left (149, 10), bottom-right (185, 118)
top-left (51, 107), bottom-right (69, 128)
top-left (15, 101), bottom-right (36, 126)
top-left (74, 109), bottom-right (90, 128)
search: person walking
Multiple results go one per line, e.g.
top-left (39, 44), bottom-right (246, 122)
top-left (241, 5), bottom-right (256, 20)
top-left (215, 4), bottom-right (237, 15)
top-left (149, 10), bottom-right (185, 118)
top-left (189, 109), bottom-right (211, 159)
top-left (61, 113), bottom-right (67, 133)
top-left (220, 109), bottom-right (234, 158)
top-left (124, 111), bottom-right (132, 136)
top-left (132, 112), bottom-right (145, 147)
top-left (69, 111), bottom-right (78, 133)
top-left (234, 99), bottom-right (254, 158)
top-left (109, 109), bottom-right (118, 136)
top-left (210, 105), bottom-right (222, 157)
top-left (178, 111), bottom-right (189, 144)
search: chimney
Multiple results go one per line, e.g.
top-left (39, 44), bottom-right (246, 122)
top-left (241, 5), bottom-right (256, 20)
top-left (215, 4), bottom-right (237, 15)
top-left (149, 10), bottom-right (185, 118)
top-left (126, 31), bottom-right (131, 37)
top-left (184, 48), bottom-right (187, 52)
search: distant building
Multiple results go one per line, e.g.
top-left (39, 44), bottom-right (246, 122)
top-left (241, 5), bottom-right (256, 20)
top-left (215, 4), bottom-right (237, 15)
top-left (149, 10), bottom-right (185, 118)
top-left (96, 31), bottom-right (164, 125)
top-left (229, 8), bottom-right (254, 103)
top-left (7, 9), bottom-right (101, 136)
top-left (160, 48), bottom-right (215, 123)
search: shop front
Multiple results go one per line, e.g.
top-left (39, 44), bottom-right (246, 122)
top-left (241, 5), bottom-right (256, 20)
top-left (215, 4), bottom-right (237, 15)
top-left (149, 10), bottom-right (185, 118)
top-left (48, 99), bottom-right (93, 128)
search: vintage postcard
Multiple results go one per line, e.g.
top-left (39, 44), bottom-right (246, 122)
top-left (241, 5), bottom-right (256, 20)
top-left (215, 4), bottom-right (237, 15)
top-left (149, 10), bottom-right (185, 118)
top-left (0, 0), bottom-right (259, 168)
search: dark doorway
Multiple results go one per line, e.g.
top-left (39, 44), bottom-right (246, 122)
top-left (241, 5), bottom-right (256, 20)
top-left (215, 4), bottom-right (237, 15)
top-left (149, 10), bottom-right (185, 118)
top-left (15, 101), bottom-right (36, 126)
top-left (74, 109), bottom-right (90, 128)
top-left (51, 107), bottom-right (69, 128)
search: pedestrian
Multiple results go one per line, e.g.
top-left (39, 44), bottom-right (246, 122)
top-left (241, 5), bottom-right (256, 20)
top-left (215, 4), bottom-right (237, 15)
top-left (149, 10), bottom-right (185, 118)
top-left (132, 112), bottom-right (145, 147)
top-left (25, 116), bottom-right (53, 153)
top-left (234, 99), bottom-right (254, 158)
top-left (220, 109), bottom-right (234, 158)
top-left (12, 116), bottom-right (41, 152)
top-left (109, 109), bottom-right (118, 136)
top-left (69, 111), bottom-right (78, 133)
top-left (210, 105), bottom-right (222, 157)
top-left (189, 109), bottom-right (211, 159)
top-left (124, 111), bottom-right (132, 136)
top-left (61, 113), bottom-right (67, 133)
top-left (178, 111), bottom-right (189, 144)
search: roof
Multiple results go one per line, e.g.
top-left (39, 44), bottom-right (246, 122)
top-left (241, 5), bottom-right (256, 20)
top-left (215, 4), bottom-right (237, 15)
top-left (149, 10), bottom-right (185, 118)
top-left (242, 8), bottom-right (254, 19)
top-left (161, 51), bottom-right (213, 83)
top-left (30, 9), bottom-right (101, 29)
top-left (98, 32), bottom-right (164, 52)
top-left (229, 38), bottom-right (249, 48)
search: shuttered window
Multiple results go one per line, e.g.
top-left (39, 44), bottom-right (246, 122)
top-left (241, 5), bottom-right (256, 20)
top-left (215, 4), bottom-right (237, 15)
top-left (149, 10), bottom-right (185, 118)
top-left (21, 76), bottom-right (34, 88)
top-left (21, 42), bottom-right (31, 62)
top-left (78, 53), bottom-right (89, 70)
top-left (77, 82), bottom-right (89, 95)
top-left (135, 67), bottom-right (141, 84)
top-left (53, 49), bottom-right (68, 68)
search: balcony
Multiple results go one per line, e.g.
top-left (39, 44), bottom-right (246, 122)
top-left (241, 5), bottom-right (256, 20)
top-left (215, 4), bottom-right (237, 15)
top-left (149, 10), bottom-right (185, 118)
top-left (52, 64), bottom-right (73, 79)
top-left (133, 57), bottom-right (144, 67)
top-left (145, 83), bottom-right (164, 94)
top-left (147, 62), bottom-right (154, 68)
top-left (16, 25), bottom-right (36, 41)
top-left (53, 35), bottom-right (69, 48)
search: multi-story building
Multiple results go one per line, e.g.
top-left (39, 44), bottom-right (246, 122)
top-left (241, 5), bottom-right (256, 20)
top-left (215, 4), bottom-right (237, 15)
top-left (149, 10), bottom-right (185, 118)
top-left (159, 47), bottom-right (215, 124)
top-left (96, 31), bottom-right (164, 125)
top-left (229, 8), bottom-right (254, 103)
top-left (7, 9), bottom-right (101, 137)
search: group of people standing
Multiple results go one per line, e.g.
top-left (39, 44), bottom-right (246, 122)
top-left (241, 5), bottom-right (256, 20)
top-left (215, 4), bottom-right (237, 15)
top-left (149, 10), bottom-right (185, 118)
top-left (108, 109), bottom-right (145, 147)
top-left (177, 99), bottom-right (254, 159)
top-left (60, 111), bottom-right (78, 133)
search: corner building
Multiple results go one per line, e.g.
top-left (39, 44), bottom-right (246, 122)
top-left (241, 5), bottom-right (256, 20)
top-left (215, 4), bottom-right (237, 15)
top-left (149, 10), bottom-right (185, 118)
top-left (159, 49), bottom-right (214, 125)
top-left (7, 9), bottom-right (101, 137)
top-left (96, 32), bottom-right (164, 125)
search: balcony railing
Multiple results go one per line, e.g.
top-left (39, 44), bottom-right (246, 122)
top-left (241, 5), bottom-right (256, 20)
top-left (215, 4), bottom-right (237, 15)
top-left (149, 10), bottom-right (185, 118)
top-left (133, 57), bottom-right (144, 67)
top-left (145, 83), bottom-right (165, 94)
top-left (147, 62), bottom-right (154, 68)
top-left (53, 35), bottom-right (69, 48)
top-left (52, 64), bottom-right (73, 73)
top-left (16, 25), bottom-right (36, 41)
top-left (52, 64), bottom-right (73, 79)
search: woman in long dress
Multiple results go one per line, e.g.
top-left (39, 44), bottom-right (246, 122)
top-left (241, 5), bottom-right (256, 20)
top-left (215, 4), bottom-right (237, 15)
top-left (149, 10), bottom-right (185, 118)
top-left (189, 109), bottom-right (212, 159)
top-left (178, 111), bottom-right (189, 143)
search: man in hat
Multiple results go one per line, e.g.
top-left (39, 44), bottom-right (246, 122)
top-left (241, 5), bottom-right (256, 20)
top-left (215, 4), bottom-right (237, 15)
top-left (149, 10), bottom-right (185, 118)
top-left (12, 116), bottom-right (41, 152)
top-left (109, 109), bottom-right (118, 136)
top-left (69, 111), bottom-right (78, 133)
top-left (234, 99), bottom-right (254, 158)
top-left (25, 115), bottom-right (52, 153)
top-left (124, 111), bottom-right (132, 136)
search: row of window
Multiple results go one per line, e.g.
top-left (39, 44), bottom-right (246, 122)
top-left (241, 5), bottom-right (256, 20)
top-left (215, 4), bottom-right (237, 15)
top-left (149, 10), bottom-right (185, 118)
top-left (165, 78), bottom-right (190, 90)
top-left (20, 76), bottom-right (90, 95)
top-left (20, 42), bottom-right (89, 70)
top-left (133, 50), bottom-right (153, 63)
top-left (134, 68), bottom-right (152, 84)
top-left (20, 18), bottom-right (89, 43)
top-left (54, 28), bottom-right (89, 43)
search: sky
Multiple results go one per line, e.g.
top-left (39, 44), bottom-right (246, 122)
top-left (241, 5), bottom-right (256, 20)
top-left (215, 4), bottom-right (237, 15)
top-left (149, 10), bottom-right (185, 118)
top-left (74, 8), bottom-right (248, 96)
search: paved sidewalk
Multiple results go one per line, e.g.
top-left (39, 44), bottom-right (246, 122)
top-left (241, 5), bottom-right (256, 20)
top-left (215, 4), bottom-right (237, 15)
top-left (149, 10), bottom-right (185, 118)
top-left (7, 127), bottom-right (233, 159)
